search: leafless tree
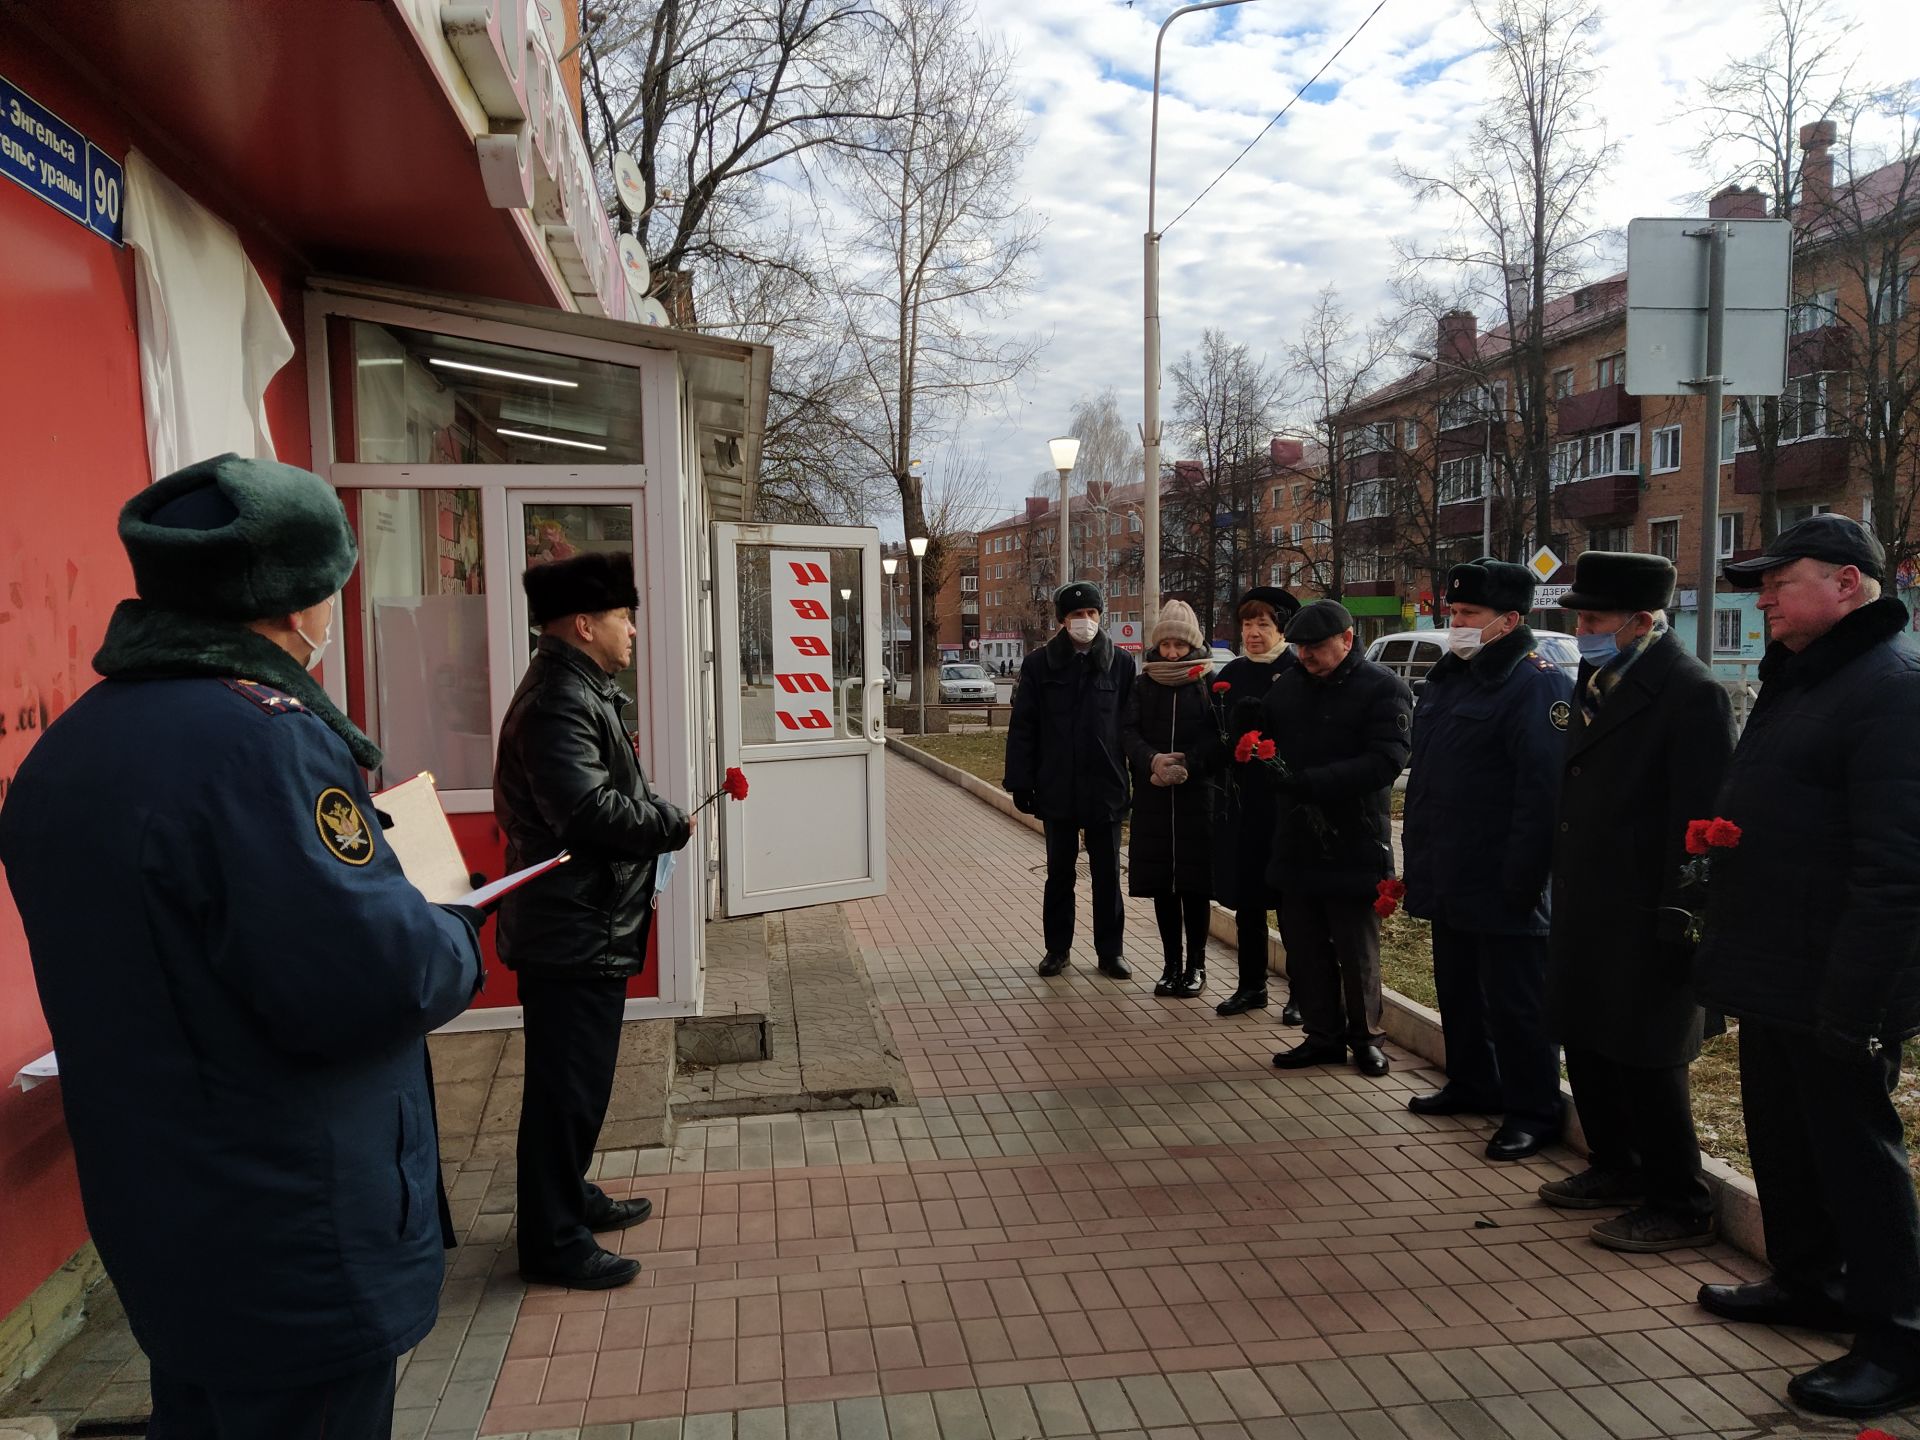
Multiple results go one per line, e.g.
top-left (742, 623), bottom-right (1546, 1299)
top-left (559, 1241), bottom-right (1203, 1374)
top-left (825, 0), bottom-right (1043, 703)
top-left (1066, 389), bottom-right (1145, 601)
top-left (1399, 0), bottom-right (1616, 551)
top-left (1688, 0), bottom-right (1858, 543)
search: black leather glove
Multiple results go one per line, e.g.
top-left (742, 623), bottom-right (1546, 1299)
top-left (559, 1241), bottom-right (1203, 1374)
top-left (1011, 789), bottom-right (1036, 815)
top-left (438, 902), bottom-right (489, 929)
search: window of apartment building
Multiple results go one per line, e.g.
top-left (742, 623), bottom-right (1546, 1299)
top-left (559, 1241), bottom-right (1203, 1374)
top-left (1438, 390), bottom-right (1481, 430)
top-left (1269, 564), bottom-right (1287, 586)
top-left (1438, 455), bottom-right (1485, 504)
top-left (1015, 534), bottom-right (1022, 549)
top-left (1271, 487), bottom-right (1284, 510)
top-left (1554, 426), bottom-right (1638, 484)
top-left (1650, 518), bottom-right (1680, 561)
top-left (1289, 522), bottom-right (1304, 545)
top-left (1292, 484), bottom-right (1308, 506)
top-left (1129, 513), bottom-right (1141, 532)
top-left (1346, 420), bottom-right (1395, 454)
top-left (1402, 418), bottom-right (1423, 449)
top-left (1714, 609), bottom-right (1743, 653)
top-left (1311, 518), bottom-right (1332, 544)
top-left (1790, 288), bottom-right (1838, 334)
top-left (1587, 525), bottom-right (1630, 552)
top-left (1863, 494), bottom-right (1875, 533)
top-left (1595, 353), bottom-right (1626, 389)
top-left (1780, 371), bottom-right (1838, 441)
top-left (1718, 512), bottom-right (1743, 558)
top-left (1872, 267), bottom-right (1913, 324)
top-left (961, 574), bottom-right (978, 593)
top-left (1652, 425), bottom-right (1682, 473)
top-left (1347, 553), bottom-right (1382, 584)
top-left (1552, 367), bottom-right (1575, 400)
top-left (1779, 502), bottom-right (1833, 529)
top-left (1347, 480), bottom-right (1390, 520)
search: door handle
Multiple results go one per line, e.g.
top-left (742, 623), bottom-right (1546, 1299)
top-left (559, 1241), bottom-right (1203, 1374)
top-left (866, 679), bottom-right (884, 743)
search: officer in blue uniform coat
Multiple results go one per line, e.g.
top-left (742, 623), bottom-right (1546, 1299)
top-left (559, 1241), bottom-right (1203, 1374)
top-left (0, 455), bottom-right (483, 1440)
top-left (1402, 558), bottom-right (1572, 1160)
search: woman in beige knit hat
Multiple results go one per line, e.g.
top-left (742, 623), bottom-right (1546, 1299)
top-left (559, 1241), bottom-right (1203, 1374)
top-left (1118, 599), bottom-right (1224, 997)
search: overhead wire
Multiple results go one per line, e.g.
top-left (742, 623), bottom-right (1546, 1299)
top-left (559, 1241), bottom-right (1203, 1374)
top-left (1160, 0), bottom-right (1391, 235)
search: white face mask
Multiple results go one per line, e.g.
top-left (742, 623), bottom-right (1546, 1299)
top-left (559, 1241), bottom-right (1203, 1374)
top-left (295, 596), bottom-right (338, 672)
top-left (1447, 623), bottom-right (1488, 659)
top-left (1065, 616), bottom-right (1100, 644)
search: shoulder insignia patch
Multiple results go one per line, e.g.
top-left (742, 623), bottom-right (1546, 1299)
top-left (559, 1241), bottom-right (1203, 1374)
top-left (1396, 710), bottom-right (1411, 733)
top-left (1549, 700), bottom-right (1572, 731)
top-left (222, 678), bottom-right (307, 715)
top-left (1532, 654), bottom-right (1557, 672)
top-left (315, 788), bottom-right (375, 865)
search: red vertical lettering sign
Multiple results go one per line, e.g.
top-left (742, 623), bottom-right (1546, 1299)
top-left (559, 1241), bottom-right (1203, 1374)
top-left (770, 550), bottom-right (836, 735)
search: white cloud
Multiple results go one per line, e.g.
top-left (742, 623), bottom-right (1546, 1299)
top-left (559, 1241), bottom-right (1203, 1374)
top-left (918, 0), bottom-right (1913, 534)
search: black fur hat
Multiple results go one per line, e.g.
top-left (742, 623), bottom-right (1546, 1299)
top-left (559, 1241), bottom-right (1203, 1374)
top-left (1445, 557), bottom-right (1536, 614)
top-left (524, 551), bottom-right (640, 625)
top-left (1557, 551), bottom-right (1675, 612)
top-left (118, 454), bottom-right (357, 620)
top-left (1054, 581), bottom-right (1104, 620)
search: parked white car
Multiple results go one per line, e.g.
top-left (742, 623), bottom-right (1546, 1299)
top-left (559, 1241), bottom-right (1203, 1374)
top-left (938, 663), bottom-right (997, 703)
top-left (1365, 628), bottom-right (1579, 698)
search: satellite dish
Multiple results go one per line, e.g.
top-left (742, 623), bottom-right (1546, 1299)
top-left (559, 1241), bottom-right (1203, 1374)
top-left (612, 151), bottom-right (648, 216)
top-left (637, 296), bottom-right (671, 327)
top-left (617, 234), bottom-right (650, 295)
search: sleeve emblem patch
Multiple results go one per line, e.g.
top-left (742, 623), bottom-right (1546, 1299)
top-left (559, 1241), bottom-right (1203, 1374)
top-left (315, 788), bottom-right (375, 865)
top-left (1549, 700), bottom-right (1572, 731)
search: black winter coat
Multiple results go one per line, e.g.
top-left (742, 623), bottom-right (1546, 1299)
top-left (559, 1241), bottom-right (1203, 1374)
top-left (1210, 652), bottom-right (1295, 908)
top-left (0, 676), bottom-right (481, 1389)
top-left (1547, 632), bottom-right (1734, 1067)
top-left (1404, 627), bottom-right (1571, 935)
top-left (1120, 653), bottom-right (1224, 896)
top-left (1002, 629), bottom-right (1136, 824)
top-left (494, 636), bottom-right (692, 978)
top-left (1258, 647), bottom-right (1412, 899)
top-left (1695, 597), bottom-right (1920, 1045)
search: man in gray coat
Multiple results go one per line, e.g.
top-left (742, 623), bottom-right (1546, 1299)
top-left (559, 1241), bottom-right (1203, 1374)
top-left (1545, 552), bottom-right (1732, 1254)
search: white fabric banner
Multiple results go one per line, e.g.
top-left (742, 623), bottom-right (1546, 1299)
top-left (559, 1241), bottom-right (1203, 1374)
top-left (122, 149), bottom-right (294, 479)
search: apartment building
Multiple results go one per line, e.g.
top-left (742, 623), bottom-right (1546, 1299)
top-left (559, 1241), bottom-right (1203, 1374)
top-left (976, 483), bottom-right (1150, 662)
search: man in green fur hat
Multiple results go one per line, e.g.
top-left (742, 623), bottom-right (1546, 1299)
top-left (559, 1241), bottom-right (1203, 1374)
top-left (0, 454), bottom-right (484, 1439)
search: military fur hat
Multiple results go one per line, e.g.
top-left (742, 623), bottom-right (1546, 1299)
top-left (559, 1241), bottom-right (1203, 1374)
top-left (1054, 581), bottom-right (1104, 620)
top-left (1235, 585), bottom-right (1302, 624)
top-left (1284, 599), bottom-right (1355, 643)
top-left (1445, 557), bottom-right (1535, 614)
top-left (118, 453), bottom-right (358, 621)
top-left (524, 551), bottom-right (640, 625)
top-left (1557, 551), bottom-right (1675, 612)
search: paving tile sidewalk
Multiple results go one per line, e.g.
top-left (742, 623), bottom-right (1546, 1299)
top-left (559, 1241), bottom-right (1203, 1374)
top-left (474, 754), bottom-right (1916, 1440)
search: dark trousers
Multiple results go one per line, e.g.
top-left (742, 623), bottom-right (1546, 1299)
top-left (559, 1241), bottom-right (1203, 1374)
top-left (1430, 922), bottom-right (1561, 1129)
top-left (1564, 1047), bottom-right (1712, 1221)
top-left (517, 973), bottom-right (631, 1269)
top-left (1151, 892), bottom-right (1210, 972)
top-left (1042, 820), bottom-right (1124, 961)
top-left (1741, 1020), bottom-right (1920, 1356)
top-left (1278, 891), bottom-right (1383, 1049)
top-left (1234, 900), bottom-right (1280, 995)
top-left (147, 1359), bottom-right (395, 1440)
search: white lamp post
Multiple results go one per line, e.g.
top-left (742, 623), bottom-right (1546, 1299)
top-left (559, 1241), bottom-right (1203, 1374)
top-left (881, 555), bottom-right (899, 686)
top-left (908, 535), bottom-right (930, 736)
top-left (1048, 436), bottom-right (1080, 589)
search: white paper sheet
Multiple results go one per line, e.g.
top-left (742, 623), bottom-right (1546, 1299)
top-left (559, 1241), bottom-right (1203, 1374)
top-left (457, 853), bottom-right (570, 909)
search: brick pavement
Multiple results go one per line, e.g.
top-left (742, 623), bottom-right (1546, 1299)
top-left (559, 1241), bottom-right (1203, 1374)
top-left (469, 754), bottom-right (1917, 1440)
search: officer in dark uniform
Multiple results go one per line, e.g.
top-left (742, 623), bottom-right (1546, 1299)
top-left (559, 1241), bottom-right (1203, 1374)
top-left (1003, 582), bottom-right (1137, 978)
top-left (0, 455), bottom-right (483, 1440)
top-left (1403, 559), bottom-right (1572, 1160)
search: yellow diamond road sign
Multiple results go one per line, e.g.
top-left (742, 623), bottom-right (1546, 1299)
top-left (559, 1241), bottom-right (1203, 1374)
top-left (1528, 546), bottom-right (1562, 581)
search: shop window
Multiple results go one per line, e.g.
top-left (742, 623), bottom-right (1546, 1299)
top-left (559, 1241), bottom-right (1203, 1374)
top-left (338, 320), bottom-right (642, 464)
top-left (734, 543), bottom-right (868, 745)
top-left (351, 489), bottom-right (493, 793)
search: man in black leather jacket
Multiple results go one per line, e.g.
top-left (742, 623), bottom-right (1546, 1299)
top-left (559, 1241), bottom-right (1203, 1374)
top-left (495, 552), bottom-right (693, 1291)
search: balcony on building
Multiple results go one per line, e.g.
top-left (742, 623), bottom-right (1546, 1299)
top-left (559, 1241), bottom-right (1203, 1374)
top-left (1733, 435), bottom-right (1849, 495)
top-left (1556, 384), bottom-right (1640, 436)
top-left (1343, 580), bottom-right (1399, 599)
top-left (1436, 422), bottom-right (1492, 461)
top-left (1787, 324), bottom-right (1850, 378)
top-left (1557, 474), bottom-right (1641, 519)
top-left (1438, 497), bottom-right (1506, 537)
top-left (1348, 448), bottom-right (1398, 482)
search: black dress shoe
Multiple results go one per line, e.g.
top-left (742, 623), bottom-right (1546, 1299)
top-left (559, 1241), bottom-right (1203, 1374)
top-left (1216, 988), bottom-right (1268, 1016)
top-left (1485, 1123), bottom-right (1555, 1161)
top-left (1697, 1278), bottom-right (1852, 1331)
top-left (1272, 1041), bottom-right (1346, 1069)
top-left (1787, 1348), bottom-right (1920, 1418)
top-left (1279, 999), bottom-right (1303, 1026)
top-left (1154, 963), bottom-right (1183, 996)
top-left (1407, 1088), bottom-right (1498, 1116)
top-left (1096, 955), bottom-right (1131, 979)
top-left (587, 1196), bottom-right (654, 1232)
top-left (520, 1247), bottom-right (641, 1290)
top-left (1354, 1044), bottom-right (1390, 1077)
top-left (1037, 953), bottom-right (1070, 977)
top-left (1172, 965), bottom-right (1205, 998)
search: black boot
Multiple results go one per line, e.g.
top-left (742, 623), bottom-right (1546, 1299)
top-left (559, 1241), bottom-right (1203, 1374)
top-left (1215, 988), bottom-right (1268, 1016)
top-left (1153, 958), bottom-right (1183, 996)
top-left (1279, 997), bottom-right (1303, 1026)
top-left (1173, 963), bottom-right (1205, 999)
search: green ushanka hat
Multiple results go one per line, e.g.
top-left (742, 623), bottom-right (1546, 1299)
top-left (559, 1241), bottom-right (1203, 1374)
top-left (119, 454), bottom-right (357, 620)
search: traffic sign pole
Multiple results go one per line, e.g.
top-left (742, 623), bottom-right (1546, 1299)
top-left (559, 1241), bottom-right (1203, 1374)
top-left (1687, 222), bottom-right (1728, 665)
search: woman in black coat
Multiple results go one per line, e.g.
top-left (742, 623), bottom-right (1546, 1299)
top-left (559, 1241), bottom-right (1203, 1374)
top-left (1120, 600), bottom-right (1224, 997)
top-left (1210, 587), bottom-right (1301, 1018)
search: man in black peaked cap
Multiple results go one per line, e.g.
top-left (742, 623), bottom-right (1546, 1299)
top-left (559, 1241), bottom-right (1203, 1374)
top-left (0, 454), bottom-right (484, 1439)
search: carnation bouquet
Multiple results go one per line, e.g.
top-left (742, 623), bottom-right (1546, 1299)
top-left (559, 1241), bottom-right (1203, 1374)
top-left (1670, 815), bottom-right (1741, 944)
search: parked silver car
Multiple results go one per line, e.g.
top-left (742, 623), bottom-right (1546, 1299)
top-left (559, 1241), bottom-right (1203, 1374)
top-left (938, 662), bottom-right (997, 703)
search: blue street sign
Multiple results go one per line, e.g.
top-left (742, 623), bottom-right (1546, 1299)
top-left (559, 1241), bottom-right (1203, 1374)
top-left (1, 74), bottom-right (123, 245)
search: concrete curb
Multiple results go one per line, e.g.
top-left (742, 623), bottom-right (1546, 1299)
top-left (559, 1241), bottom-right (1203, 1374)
top-left (887, 736), bottom-right (1768, 1263)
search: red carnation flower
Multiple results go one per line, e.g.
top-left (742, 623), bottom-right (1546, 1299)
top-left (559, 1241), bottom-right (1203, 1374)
top-left (1234, 731), bottom-right (1261, 764)
top-left (1187, 663), bottom-right (1207, 678)
top-left (722, 766), bottom-right (750, 801)
top-left (1378, 878), bottom-right (1407, 901)
top-left (1684, 819), bottom-right (1712, 856)
top-left (1704, 817), bottom-right (1741, 849)
top-left (1255, 739), bottom-right (1276, 761)
top-left (1211, 680), bottom-right (1231, 693)
top-left (1373, 895), bottom-right (1398, 917)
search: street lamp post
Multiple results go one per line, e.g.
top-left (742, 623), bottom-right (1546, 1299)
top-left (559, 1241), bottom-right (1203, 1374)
top-left (1145, 0), bottom-right (1259, 631)
top-left (908, 535), bottom-right (929, 736)
top-left (1048, 436), bottom-right (1080, 589)
top-left (881, 554), bottom-right (899, 688)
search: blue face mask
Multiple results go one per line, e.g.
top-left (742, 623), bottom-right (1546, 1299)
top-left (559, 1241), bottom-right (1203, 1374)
top-left (1576, 627), bottom-right (1626, 666)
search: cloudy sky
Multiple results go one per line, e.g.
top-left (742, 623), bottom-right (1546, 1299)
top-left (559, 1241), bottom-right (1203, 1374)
top-left (910, 0), bottom-right (1913, 532)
